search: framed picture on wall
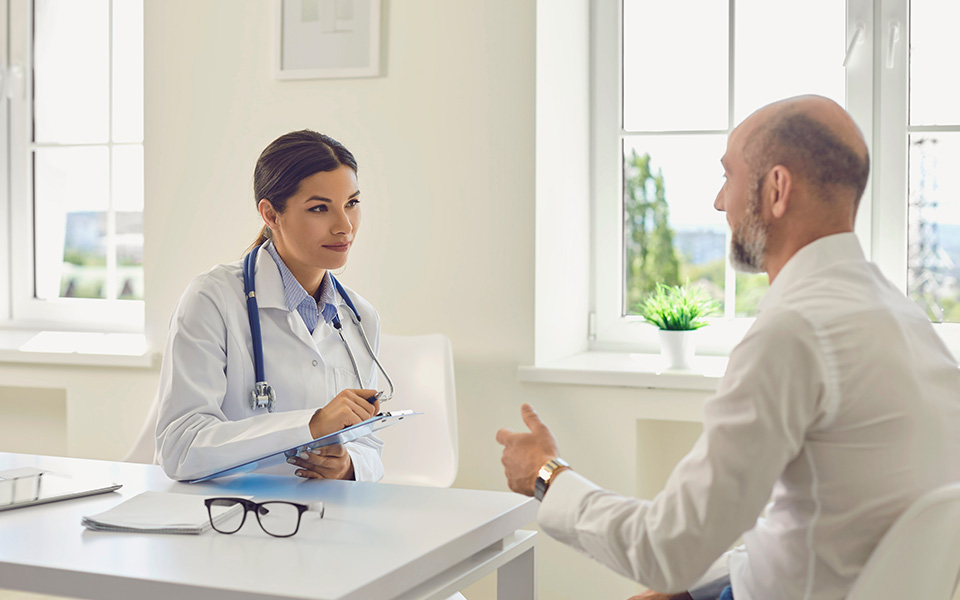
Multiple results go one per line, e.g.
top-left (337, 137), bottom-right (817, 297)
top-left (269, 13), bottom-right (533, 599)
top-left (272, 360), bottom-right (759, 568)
top-left (275, 0), bottom-right (382, 80)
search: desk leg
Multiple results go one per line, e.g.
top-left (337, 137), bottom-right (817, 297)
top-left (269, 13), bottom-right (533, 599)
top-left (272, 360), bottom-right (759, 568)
top-left (497, 544), bottom-right (536, 600)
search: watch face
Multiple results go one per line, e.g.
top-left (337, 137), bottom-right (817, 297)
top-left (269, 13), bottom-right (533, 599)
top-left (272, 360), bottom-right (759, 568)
top-left (535, 459), bottom-right (569, 501)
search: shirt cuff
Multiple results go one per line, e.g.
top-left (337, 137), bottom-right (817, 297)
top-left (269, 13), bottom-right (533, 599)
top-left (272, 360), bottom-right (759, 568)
top-left (537, 469), bottom-right (603, 549)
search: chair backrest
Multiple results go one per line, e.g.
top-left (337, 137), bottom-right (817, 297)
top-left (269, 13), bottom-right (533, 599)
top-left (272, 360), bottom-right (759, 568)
top-left (375, 333), bottom-right (459, 487)
top-left (123, 393), bottom-right (159, 464)
top-left (846, 482), bottom-right (960, 600)
top-left (122, 333), bottom-right (460, 488)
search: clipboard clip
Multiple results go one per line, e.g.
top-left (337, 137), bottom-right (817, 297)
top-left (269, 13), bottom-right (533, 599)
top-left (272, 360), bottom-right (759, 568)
top-left (377, 410), bottom-right (415, 419)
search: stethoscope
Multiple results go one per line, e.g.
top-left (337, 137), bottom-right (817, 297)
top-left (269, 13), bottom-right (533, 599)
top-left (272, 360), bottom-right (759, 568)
top-left (243, 243), bottom-right (395, 413)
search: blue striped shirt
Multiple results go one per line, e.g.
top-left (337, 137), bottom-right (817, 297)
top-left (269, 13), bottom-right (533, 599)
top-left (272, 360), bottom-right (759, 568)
top-left (263, 241), bottom-right (338, 334)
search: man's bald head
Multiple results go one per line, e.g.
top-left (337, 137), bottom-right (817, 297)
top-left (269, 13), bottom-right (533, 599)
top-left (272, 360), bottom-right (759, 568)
top-left (741, 96), bottom-right (870, 209)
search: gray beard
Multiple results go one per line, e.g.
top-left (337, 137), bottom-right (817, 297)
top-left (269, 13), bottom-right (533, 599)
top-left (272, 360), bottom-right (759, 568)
top-left (729, 197), bottom-right (768, 274)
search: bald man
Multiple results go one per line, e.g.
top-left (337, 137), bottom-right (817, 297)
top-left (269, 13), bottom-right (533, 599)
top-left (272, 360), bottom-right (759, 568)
top-left (497, 96), bottom-right (960, 600)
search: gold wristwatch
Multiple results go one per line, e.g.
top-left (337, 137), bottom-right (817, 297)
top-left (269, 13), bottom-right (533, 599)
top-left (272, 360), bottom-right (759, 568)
top-left (534, 458), bottom-right (570, 501)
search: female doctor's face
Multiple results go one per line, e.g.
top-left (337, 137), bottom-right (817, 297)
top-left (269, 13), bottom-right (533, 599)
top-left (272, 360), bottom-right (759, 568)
top-left (264, 165), bottom-right (362, 274)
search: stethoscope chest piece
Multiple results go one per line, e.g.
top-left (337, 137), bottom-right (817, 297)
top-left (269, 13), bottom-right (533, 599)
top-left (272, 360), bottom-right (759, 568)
top-left (251, 381), bottom-right (276, 412)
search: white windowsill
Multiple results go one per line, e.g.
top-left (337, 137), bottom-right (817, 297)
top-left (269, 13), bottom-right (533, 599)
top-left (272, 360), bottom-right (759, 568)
top-left (518, 351), bottom-right (726, 392)
top-left (0, 330), bottom-right (157, 368)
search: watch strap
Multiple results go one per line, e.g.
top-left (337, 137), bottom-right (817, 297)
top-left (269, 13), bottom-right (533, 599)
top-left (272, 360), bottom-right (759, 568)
top-left (534, 457), bottom-right (570, 501)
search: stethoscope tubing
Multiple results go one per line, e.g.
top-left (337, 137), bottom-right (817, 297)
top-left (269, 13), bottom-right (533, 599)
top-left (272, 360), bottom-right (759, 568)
top-left (330, 277), bottom-right (395, 401)
top-left (244, 244), bottom-right (268, 386)
top-left (243, 243), bottom-right (394, 412)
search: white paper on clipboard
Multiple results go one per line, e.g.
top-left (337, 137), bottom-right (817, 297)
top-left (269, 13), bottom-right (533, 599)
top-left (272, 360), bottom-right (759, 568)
top-left (183, 410), bottom-right (421, 483)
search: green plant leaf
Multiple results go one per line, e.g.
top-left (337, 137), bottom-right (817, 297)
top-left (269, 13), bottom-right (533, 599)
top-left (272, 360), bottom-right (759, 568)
top-left (633, 282), bottom-right (719, 331)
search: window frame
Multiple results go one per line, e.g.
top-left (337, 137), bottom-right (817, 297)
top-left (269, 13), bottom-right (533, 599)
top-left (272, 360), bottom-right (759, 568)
top-left (2, 0), bottom-right (144, 334)
top-left (590, 0), bottom-right (960, 360)
top-left (0, 0), bottom-right (11, 327)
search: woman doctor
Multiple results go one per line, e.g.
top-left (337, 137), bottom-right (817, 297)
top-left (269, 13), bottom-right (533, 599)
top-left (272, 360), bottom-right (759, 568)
top-left (155, 130), bottom-right (385, 483)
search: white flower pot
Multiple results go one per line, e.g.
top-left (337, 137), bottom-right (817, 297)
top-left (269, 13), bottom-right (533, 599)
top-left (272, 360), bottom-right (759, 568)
top-left (658, 329), bottom-right (698, 370)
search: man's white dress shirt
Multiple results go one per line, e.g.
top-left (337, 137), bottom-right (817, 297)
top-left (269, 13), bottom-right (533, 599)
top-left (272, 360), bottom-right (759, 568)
top-left (539, 233), bottom-right (960, 600)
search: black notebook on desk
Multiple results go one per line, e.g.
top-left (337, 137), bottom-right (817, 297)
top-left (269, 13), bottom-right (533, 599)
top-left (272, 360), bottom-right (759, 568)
top-left (183, 410), bottom-right (420, 483)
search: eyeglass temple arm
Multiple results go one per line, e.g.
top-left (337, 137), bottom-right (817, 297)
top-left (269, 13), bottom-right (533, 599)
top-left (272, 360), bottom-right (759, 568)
top-left (308, 501), bottom-right (325, 518)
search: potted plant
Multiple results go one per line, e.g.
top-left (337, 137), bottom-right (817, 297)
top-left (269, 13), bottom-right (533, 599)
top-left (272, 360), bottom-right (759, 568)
top-left (635, 283), bottom-right (719, 370)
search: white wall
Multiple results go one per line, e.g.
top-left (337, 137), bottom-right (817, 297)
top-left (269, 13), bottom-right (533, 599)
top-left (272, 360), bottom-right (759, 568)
top-left (0, 2), bottom-right (708, 598)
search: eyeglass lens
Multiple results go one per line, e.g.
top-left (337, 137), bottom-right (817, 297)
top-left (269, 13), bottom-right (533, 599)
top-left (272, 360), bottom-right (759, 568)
top-left (208, 498), bottom-right (247, 534)
top-left (255, 501), bottom-right (303, 537)
top-left (206, 498), bottom-right (304, 537)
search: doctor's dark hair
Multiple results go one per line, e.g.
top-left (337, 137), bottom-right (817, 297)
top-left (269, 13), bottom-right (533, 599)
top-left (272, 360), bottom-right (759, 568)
top-left (250, 129), bottom-right (358, 249)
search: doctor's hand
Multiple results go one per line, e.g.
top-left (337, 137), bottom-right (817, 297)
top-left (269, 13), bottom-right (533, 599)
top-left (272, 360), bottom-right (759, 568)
top-left (308, 388), bottom-right (379, 439)
top-left (289, 444), bottom-right (355, 480)
top-left (495, 404), bottom-right (560, 497)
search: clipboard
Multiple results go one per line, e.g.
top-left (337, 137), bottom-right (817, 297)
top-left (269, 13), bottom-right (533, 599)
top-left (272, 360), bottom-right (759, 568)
top-left (183, 410), bottom-right (421, 483)
top-left (0, 467), bottom-right (122, 512)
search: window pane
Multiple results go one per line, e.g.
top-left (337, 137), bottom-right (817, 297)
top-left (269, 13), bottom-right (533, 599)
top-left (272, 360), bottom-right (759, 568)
top-left (34, 147), bottom-right (110, 300)
top-left (908, 133), bottom-right (960, 323)
top-left (34, 0), bottom-right (110, 144)
top-left (623, 135), bottom-right (728, 315)
top-left (622, 0), bottom-right (728, 132)
top-left (113, 146), bottom-right (144, 212)
top-left (112, 0), bottom-right (144, 142)
top-left (909, 0), bottom-right (960, 126)
top-left (734, 0), bottom-right (845, 123)
top-left (735, 272), bottom-right (768, 317)
top-left (113, 146), bottom-right (144, 300)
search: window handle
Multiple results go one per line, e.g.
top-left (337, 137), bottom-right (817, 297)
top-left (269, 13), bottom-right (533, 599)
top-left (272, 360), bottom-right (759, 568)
top-left (843, 22), bottom-right (866, 67)
top-left (886, 20), bottom-right (901, 69)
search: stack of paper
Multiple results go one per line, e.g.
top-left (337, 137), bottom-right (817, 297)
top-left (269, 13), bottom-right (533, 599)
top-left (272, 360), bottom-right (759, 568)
top-left (82, 491), bottom-right (247, 535)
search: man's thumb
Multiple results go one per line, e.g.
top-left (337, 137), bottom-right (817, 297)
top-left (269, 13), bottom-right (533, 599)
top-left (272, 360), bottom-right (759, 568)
top-left (521, 403), bottom-right (545, 432)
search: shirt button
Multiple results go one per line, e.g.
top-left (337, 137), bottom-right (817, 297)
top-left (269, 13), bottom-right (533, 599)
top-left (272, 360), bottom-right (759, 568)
top-left (312, 360), bottom-right (318, 367)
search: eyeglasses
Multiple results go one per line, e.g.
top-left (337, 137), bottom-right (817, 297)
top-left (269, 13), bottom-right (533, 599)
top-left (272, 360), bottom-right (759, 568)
top-left (204, 497), bottom-right (325, 538)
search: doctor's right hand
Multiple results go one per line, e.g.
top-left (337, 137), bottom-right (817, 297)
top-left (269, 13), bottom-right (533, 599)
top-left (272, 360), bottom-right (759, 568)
top-left (308, 389), bottom-right (380, 439)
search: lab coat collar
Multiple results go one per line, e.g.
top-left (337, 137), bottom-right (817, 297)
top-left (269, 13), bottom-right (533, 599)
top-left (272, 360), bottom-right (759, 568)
top-left (758, 232), bottom-right (866, 314)
top-left (253, 244), bottom-right (323, 357)
top-left (252, 243), bottom-right (288, 311)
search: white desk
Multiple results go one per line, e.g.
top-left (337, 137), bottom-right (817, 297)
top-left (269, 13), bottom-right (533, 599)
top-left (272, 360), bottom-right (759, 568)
top-left (0, 453), bottom-right (538, 600)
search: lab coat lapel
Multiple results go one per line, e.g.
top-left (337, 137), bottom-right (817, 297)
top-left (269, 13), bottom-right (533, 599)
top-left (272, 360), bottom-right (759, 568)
top-left (253, 246), bottom-right (321, 358)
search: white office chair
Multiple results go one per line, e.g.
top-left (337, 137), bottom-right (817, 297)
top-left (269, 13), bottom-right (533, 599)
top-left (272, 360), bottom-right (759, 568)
top-left (123, 393), bottom-right (159, 464)
top-left (846, 482), bottom-right (960, 600)
top-left (123, 333), bottom-right (460, 488)
top-left (376, 333), bottom-right (458, 487)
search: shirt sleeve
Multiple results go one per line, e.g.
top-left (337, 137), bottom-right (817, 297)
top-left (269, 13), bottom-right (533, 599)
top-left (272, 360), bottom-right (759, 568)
top-left (538, 308), bottom-right (829, 593)
top-left (155, 277), bottom-right (316, 482)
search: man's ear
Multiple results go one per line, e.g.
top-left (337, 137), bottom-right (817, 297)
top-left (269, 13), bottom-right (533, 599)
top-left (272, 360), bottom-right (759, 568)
top-left (766, 165), bottom-right (792, 219)
top-left (257, 199), bottom-right (279, 229)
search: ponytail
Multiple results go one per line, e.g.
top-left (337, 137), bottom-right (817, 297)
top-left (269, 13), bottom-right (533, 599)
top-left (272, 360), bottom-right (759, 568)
top-left (247, 225), bottom-right (271, 255)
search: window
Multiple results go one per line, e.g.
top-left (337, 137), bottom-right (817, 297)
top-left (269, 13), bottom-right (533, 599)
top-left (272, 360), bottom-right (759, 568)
top-left (904, 1), bottom-right (960, 322)
top-left (593, 0), bottom-right (960, 355)
top-left (2, 0), bottom-right (144, 332)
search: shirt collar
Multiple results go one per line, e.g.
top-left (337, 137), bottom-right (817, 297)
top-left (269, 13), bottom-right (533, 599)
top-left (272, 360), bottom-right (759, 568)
top-left (757, 232), bottom-right (866, 313)
top-left (262, 241), bottom-right (338, 323)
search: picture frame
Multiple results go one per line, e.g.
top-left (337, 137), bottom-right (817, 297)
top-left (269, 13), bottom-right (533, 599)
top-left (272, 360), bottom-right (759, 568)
top-left (275, 0), bottom-right (382, 80)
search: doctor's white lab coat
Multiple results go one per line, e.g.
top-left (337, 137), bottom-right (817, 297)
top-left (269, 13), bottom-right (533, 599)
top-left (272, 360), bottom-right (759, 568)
top-left (155, 248), bottom-right (383, 482)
